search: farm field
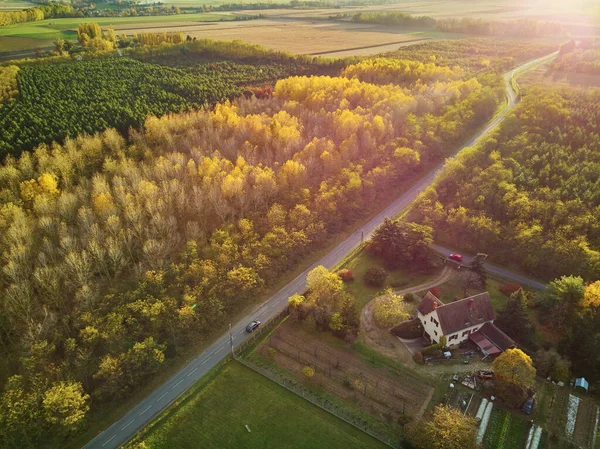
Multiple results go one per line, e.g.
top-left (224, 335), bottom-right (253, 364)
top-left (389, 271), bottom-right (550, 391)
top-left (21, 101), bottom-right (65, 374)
top-left (125, 361), bottom-right (388, 449)
top-left (113, 19), bottom-right (446, 56)
top-left (253, 322), bottom-right (436, 424)
top-left (0, 12), bottom-right (237, 42)
top-left (520, 61), bottom-right (600, 89)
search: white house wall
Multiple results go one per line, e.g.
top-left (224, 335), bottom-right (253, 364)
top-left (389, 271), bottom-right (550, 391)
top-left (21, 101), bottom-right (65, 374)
top-left (419, 310), bottom-right (493, 346)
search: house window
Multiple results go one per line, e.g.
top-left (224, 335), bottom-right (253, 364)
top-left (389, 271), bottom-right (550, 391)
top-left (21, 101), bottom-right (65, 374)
top-left (462, 330), bottom-right (470, 337)
top-left (449, 335), bottom-right (457, 341)
top-left (434, 330), bottom-right (438, 336)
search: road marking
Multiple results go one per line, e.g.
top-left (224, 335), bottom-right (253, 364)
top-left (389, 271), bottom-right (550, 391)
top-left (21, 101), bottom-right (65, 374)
top-left (121, 420), bottom-right (134, 431)
top-left (187, 367), bottom-right (198, 377)
top-left (157, 392), bottom-right (168, 402)
top-left (201, 358), bottom-right (209, 365)
top-left (140, 405), bottom-right (152, 416)
top-left (102, 435), bottom-right (116, 447)
top-left (269, 303), bottom-right (276, 309)
top-left (174, 379), bottom-right (184, 388)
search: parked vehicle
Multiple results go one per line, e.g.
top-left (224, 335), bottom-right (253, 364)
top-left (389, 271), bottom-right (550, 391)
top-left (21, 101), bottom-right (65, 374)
top-left (449, 253), bottom-right (463, 261)
top-left (475, 370), bottom-right (494, 379)
top-left (522, 397), bottom-right (535, 415)
top-left (246, 320), bottom-right (261, 333)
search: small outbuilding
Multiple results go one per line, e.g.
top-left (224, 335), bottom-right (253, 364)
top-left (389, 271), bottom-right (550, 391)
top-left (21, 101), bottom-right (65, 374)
top-left (575, 377), bottom-right (589, 392)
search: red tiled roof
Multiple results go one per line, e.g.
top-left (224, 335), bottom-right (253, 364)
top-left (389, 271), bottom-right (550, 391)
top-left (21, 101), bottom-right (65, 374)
top-left (435, 292), bottom-right (496, 335)
top-left (469, 332), bottom-right (502, 356)
top-left (417, 291), bottom-right (444, 316)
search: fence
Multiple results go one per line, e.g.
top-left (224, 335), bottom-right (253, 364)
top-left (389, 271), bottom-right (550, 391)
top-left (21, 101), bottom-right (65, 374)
top-left (237, 356), bottom-right (402, 449)
top-left (233, 307), bottom-right (289, 357)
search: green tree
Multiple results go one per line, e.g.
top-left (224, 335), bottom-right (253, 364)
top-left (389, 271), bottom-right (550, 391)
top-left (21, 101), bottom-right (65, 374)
top-left (407, 404), bottom-right (478, 449)
top-left (329, 312), bottom-right (343, 331)
top-left (495, 288), bottom-right (534, 345)
top-left (538, 275), bottom-right (585, 328)
top-left (367, 219), bottom-right (433, 269)
top-left (534, 349), bottom-right (570, 382)
top-left (306, 265), bottom-right (343, 308)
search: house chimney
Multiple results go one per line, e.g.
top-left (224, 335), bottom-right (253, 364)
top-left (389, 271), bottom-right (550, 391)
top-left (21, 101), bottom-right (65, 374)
top-left (433, 302), bottom-right (438, 310)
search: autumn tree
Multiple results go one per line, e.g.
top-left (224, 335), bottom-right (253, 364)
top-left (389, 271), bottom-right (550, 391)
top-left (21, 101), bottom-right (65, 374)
top-left (538, 275), bottom-right (586, 328)
top-left (534, 349), bottom-right (570, 382)
top-left (306, 265), bottom-right (344, 308)
top-left (373, 288), bottom-right (410, 327)
top-left (492, 348), bottom-right (536, 406)
top-left (42, 382), bottom-right (90, 433)
top-left (406, 404), bottom-right (478, 449)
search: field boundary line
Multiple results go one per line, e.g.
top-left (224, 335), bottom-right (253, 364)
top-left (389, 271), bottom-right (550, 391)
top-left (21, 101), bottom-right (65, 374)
top-left (237, 356), bottom-right (401, 448)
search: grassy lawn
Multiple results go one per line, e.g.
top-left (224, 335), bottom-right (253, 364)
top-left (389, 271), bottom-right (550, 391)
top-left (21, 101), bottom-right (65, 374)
top-left (340, 249), bottom-right (440, 309)
top-left (126, 361), bottom-right (388, 449)
top-left (0, 13), bottom-right (236, 41)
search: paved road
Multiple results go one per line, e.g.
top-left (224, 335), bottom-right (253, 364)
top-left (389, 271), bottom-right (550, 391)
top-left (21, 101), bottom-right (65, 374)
top-left (83, 51), bottom-right (557, 449)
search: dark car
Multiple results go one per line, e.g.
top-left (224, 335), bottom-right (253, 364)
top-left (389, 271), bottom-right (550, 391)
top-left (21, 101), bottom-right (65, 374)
top-left (522, 397), bottom-right (535, 415)
top-left (449, 253), bottom-right (463, 262)
top-left (246, 320), bottom-right (261, 333)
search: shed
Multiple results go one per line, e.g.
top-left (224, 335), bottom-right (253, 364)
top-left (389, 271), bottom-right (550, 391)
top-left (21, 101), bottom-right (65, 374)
top-left (575, 377), bottom-right (589, 392)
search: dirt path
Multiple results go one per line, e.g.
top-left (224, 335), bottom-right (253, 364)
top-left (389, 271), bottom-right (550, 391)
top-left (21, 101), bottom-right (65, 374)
top-left (359, 267), bottom-right (453, 365)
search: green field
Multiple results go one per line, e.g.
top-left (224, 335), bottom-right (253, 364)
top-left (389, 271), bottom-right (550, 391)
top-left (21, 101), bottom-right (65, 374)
top-left (0, 12), bottom-right (236, 41)
top-left (126, 361), bottom-right (388, 449)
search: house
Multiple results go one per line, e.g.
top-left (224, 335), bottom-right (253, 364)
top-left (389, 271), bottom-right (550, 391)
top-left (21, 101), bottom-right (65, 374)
top-left (416, 291), bottom-right (515, 356)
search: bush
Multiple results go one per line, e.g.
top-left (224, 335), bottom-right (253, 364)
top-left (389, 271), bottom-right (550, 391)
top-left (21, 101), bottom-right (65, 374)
top-left (302, 365), bottom-right (315, 379)
top-left (499, 282), bottom-right (522, 297)
top-left (364, 266), bottom-right (387, 287)
top-left (403, 292), bottom-right (415, 302)
top-left (391, 318), bottom-right (424, 339)
top-left (337, 268), bottom-right (354, 282)
top-left (413, 350), bottom-right (424, 364)
top-left (353, 379), bottom-right (364, 391)
top-left (268, 348), bottom-right (276, 357)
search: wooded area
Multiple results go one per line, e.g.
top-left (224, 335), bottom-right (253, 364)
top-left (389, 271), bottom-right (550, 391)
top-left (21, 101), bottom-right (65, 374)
top-left (414, 86), bottom-right (600, 280)
top-left (0, 56), bottom-right (506, 447)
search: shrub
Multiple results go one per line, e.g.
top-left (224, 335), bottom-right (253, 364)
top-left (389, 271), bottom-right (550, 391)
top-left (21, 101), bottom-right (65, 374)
top-left (302, 365), bottom-right (315, 379)
top-left (353, 379), bottom-right (364, 391)
top-left (337, 268), bottom-right (354, 282)
top-left (499, 282), bottom-right (522, 297)
top-left (429, 286), bottom-right (440, 297)
top-left (413, 350), bottom-right (424, 364)
top-left (268, 348), bottom-right (276, 357)
top-left (342, 377), bottom-right (352, 388)
top-left (364, 266), bottom-right (387, 287)
top-left (391, 318), bottom-right (424, 339)
top-left (403, 292), bottom-right (415, 302)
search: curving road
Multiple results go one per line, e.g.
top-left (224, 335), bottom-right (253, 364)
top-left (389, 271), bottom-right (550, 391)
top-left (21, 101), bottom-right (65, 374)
top-left (83, 51), bottom-right (557, 449)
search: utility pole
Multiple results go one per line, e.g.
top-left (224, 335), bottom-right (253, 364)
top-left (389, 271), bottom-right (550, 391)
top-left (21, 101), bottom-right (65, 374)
top-left (361, 230), bottom-right (364, 244)
top-left (229, 324), bottom-right (234, 358)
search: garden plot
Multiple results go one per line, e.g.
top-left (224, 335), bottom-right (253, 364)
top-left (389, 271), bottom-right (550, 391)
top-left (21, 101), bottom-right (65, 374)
top-left (482, 407), bottom-right (530, 449)
top-left (546, 387), bottom-right (598, 448)
top-left (255, 323), bottom-right (435, 422)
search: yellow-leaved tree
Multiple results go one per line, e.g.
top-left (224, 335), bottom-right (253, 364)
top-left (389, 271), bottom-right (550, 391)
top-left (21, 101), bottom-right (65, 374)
top-left (492, 348), bottom-right (536, 406)
top-left (373, 288), bottom-right (410, 327)
top-left (407, 404), bottom-right (478, 449)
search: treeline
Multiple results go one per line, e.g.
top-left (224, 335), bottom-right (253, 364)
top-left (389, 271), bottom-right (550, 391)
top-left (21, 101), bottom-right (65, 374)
top-left (0, 66), bottom-right (19, 106)
top-left (551, 39), bottom-right (600, 75)
top-left (352, 11), bottom-right (436, 28)
top-left (413, 87), bottom-right (600, 280)
top-left (341, 57), bottom-right (465, 85)
top-left (383, 38), bottom-right (558, 75)
top-left (0, 4), bottom-right (74, 26)
top-left (0, 67), bottom-right (501, 448)
top-left (436, 17), bottom-right (563, 38)
top-left (348, 12), bottom-right (563, 38)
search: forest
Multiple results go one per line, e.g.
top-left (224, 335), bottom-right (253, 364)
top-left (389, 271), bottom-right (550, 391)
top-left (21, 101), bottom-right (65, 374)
top-left (550, 39), bottom-right (600, 75)
top-left (0, 41), bottom-right (341, 158)
top-left (0, 54), bottom-right (505, 448)
top-left (413, 86), bottom-right (600, 281)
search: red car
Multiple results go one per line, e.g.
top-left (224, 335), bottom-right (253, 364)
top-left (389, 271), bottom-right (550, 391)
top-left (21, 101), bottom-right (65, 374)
top-left (449, 254), bottom-right (463, 262)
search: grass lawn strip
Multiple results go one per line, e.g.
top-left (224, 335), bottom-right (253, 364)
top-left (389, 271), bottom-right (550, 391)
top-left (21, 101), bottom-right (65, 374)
top-left (126, 361), bottom-right (388, 449)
